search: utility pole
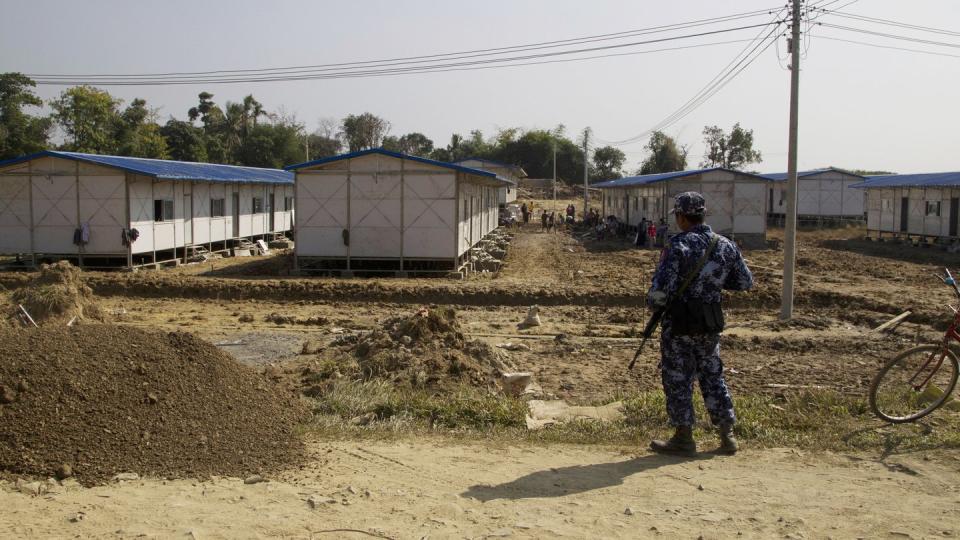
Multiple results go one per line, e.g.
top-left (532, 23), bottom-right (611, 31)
top-left (552, 140), bottom-right (558, 217)
top-left (780, 0), bottom-right (802, 320)
top-left (305, 137), bottom-right (310, 162)
top-left (582, 127), bottom-right (591, 218)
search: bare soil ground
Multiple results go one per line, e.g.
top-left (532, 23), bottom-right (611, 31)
top-left (2, 440), bottom-right (957, 539)
top-left (8, 220), bottom-right (946, 403)
top-left (2, 200), bottom-right (959, 535)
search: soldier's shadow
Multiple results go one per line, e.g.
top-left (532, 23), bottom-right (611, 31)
top-left (461, 452), bottom-right (714, 502)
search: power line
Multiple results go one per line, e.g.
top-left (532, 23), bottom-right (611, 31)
top-left (813, 8), bottom-right (960, 38)
top-left (28, 7), bottom-right (783, 80)
top-left (31, 23), bottom-right (778, 86)
top-left (597, 8), bottom-right (787, 146)
top-left (818, 22), bottom-right (960, 50)
top-left (816, 34), bottom-right (960, 59)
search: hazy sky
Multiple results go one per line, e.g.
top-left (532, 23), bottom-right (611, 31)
top-left (2, 0), bottom-right (957, 174)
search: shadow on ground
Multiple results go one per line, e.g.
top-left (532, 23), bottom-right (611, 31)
top-left (461, 452), bottom-right (714, 501)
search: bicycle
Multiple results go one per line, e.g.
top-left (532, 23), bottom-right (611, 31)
top-left (869, 268), bottom-right (960, 423)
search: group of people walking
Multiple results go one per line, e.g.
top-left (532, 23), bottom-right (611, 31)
top-left (635, 217), bottom-right (669, 248)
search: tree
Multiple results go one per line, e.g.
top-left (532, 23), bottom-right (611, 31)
top-left (592, 145), bottom-right (626, 181)
top-left (383, 132), bottom-right (434, 156)
top-left (492, 128), bottom-right (585, 180)
top-left (700, 123), bottom-right (762, 170)
top-left (114, 98), bottom-right (167, 158)
top-left (305, 117), bottom-right (342, 159)
top-left (161, 119), bottom-right (208, 162)
top-left (638, 131), bottom-right (687, 174)
top-left (0, 73), bottom-right (51, 159)
top-left (340, 113), bottom-right (390, 152)
top-left (50, 85), bottom-right (121, 154)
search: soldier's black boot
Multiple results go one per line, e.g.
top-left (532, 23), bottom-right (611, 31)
top-left (650, 426), bottom-right (696, 456)
top-left (718, 424), bottom-right (738, 455)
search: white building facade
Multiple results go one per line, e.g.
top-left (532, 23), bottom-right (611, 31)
top-left (0, 151), bottom-right (294, 268)
top-left (762, 168), bottom-right (865, 221)
top-left (594, 168), bottom-right (770, 249)
top-left (855, 172), bottom-right (960, 241)
top-left (289, 149), bottom-right (509, 275)
top-left (453, 158), bottom-right (525, 205)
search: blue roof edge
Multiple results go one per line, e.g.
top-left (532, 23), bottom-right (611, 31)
top-left (286, 148), bottom-right (501, 180)
top-left (592, 167), bottom-right (772, 189)
top-left (760, 167), bottom-right (867, 181)
top-left (0, 150), bottom-right (293, 183)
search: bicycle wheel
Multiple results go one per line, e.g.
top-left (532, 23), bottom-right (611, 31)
top-left (869, 344), bottom-right (960, 423)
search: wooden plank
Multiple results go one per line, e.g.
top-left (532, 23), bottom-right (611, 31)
top-left (874, 310), bottom-right (912, 333)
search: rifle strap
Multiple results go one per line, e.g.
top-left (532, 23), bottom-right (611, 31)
top-left (672, 233), bottom-right (719, 302)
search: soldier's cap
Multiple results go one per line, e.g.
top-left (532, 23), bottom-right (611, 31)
top-left (673, 191), bottom-right (706, 216)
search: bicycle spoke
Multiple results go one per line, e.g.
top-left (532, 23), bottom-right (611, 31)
top-left (871, 345), bottom-right (959, 422)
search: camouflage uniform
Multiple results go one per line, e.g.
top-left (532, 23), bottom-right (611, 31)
top-left (648, 193), bottom-right (753, 428)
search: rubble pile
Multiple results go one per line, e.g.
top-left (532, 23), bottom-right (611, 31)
top-left (470, 229), bottom-right (514, 272)
top-left (306, 308), bottom-right (515, 390)
top-left (10, 261), bottom-right (103, 325)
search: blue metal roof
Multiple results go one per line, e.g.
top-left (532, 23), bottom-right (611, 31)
top-left (0, 150), bottom-right (293, 184)
top-left (453, 157), bottom-right (528, 176)
top-left (286, 148), bottom-right (512, 185)
top-left (850, 172), bottom-right (960, 189)
top-left (592, 167), bottom-right (771, 189)
top-left (760, 167), bottom-right (865, 181)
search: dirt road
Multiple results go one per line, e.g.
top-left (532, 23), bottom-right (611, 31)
top-left (3, 440), bottom-right (957, 539)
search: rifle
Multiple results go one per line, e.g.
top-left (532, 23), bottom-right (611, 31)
top-left (628, 306), bottom-right (665, 370)
top-left (628, 234), bottom-right (719, 371)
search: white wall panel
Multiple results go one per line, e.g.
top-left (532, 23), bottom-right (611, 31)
top-left (0, 173), bottom-right (32, 253)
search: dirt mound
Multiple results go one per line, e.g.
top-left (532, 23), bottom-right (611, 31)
top-left (10, 262), bottom-right (103, 325)
top-left (0, 325), bottom-right (307, 486)
top-left (322, 308), bottom-right (510, 389)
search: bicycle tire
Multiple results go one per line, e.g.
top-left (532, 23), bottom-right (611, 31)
top-left (869, 344), bottom-right (960, 423)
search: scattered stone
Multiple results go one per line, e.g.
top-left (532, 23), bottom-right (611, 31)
top-left (306, 495), bottom-right (323, 509)
top-left (16, 380), bottom-right (29, 393)
top-left (496, 342), bottom-right (531, 352)
top-left (698, 484), bottom-right (705, 491)
top-left (0, 385), bottom-right (16, 404)
top-left (624, 507), bottom-right (635, 516)
top-left (519, 306), bottom-right (542, 329)
top-left (346, 485), bottom-right (357, 495)
top-left (145, 392), bottom-right (159, 405)
top-left (17, 480), bottom-right (43, 495)
top-left (238, 314), bottom-right (254, 323)
top-left (55, 463), bottom-right (73, 480)
top-left (399, 335), bottom-right (412, 346)
top-left (243, 475), bottom-right (266, 485)
top-left (301, 341), bottom-right (324, 355)
top-left (113, 472), bottom-right (139, 482)
top-left (69, 512), bottom-right (85, 523)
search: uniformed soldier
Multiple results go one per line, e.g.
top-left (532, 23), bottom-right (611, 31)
top-left (647, 192), bottom-right (753, 455)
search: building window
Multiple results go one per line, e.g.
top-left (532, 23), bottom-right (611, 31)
top-left (881, 199), bottom-right (892, 210)
top-left (252, 197), bottom-right (264, 214)
top-left (642, 198), bottom-right (649, 212)
top-left (926, 201), bottom-right (941, 217)
top-left (210, 198), bottom-right (225, 217)
top-left (284, 196), bottom-right (293, 211)
top-left (154, 199), bottom-right (174, 222)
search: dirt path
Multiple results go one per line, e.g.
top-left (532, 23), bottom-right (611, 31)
top-left (3, 441), bottom-right (957, 539)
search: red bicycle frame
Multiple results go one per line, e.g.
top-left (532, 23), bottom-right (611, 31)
top-left (909, 268), bottom-right (960, 390)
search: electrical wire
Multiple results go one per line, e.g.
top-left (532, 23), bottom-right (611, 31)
top-left (814, 9), bottom-right (960, 38)
top-left (816, 34), bottom-right (960, 59)
top-left (597, 7), bottom-right (787, 146)
top-left (31, 23), bottom-right (778, 86)
top-left (818, 23), bottom-right (960, 50)
top-left (28, 7), bottom-right (783, 80)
